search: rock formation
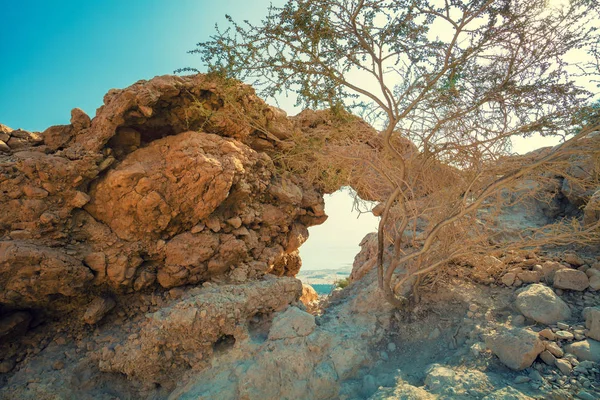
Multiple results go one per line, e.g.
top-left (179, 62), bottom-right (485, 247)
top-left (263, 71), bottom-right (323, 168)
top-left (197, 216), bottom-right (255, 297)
top-left (1, 74), bottom-right (599, 400)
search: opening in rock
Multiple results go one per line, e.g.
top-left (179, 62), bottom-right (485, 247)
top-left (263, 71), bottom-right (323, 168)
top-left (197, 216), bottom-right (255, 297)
top-left (298, 187), bottom-right (379, 294)
top-left (212, 334), bottom-right (236, 353)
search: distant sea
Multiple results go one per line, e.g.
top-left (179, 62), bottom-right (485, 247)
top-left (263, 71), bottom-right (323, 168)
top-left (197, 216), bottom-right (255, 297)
top-left (311, 284), bottom-right (334, 295)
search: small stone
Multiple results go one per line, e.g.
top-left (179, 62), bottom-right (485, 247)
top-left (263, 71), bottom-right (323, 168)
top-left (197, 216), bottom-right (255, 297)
top-left (380, 351), bottom-right (389, 361)
top-left (0, 140), bottom-right (10, 153)
top-left (486, 327), bottom-right (545, 370)
top-left (22, 185), bottom-right (49, 198)
top-left (83, 296), bottom-right (116, 324)
top-left (226, 217), bottom-right (243, 229)
top-left (564, 253), bottom-right (585, 267)
top-left (52, 360), bottom-right (65, 370)
top-left (502, 273), bottom-right (516, 286)
top-left (546, 341), bottom-right (565, 358)
top-left (555, 358), bottom-right (573, 375)
top-left (554, 269), bottom-right (590, 291)
top-left (387, 342), bottom-right (397, 352)
top-left (540, 328), bottom-right (556, 341)
top-left (557, 322), bottom-right (569, 330)
top-left (514, 278), bottom-right (523, 287)
top-left (518, 270), bottom-right (542, 283)
top-left (71, 191), bottom-right (91, 208)
top-left (469, 304), bottom-right (479, 312)
top-left (555, 331), bottom-right (574, 340)
top-left (540, 350), bottom-right (557, 365)
top-left (191, 223), bottom-right (205, 234)
top-left (512, 315), bottom-right (526, 326)
top-left (515, 284), bottom-right (571, 325)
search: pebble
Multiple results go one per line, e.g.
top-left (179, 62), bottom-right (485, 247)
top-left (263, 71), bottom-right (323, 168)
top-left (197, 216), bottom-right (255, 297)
top-left (546, 342), bottom-right (564, 357)
top-left (557, 322), bottom-right (570, 330)
top-left (555, 331), bottom-right (574, 340)
top-left (52, 360), bottom-right (65, 370)
top-left (380, 351), bottom-right (389, 361)
top-left (556, 358), bottom-right (573, 375)
top-left (512, 315), bottom-right (526, 326)
top-left (387, 342), bottom-right (396, 352)
top-left (540, 328), bottom-right (556, 340)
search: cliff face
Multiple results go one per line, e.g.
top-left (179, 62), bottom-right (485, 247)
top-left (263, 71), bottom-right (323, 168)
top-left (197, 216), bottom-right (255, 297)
top-left (0, 74), bottom-right (327, 315)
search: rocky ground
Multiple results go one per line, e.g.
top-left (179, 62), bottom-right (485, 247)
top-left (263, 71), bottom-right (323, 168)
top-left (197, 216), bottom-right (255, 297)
top-left (0, 74), bottom-right (599, 399)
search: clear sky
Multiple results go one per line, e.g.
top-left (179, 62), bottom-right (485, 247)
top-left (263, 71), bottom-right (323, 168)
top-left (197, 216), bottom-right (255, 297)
top-left (0, 0), bottom-right (290, 131)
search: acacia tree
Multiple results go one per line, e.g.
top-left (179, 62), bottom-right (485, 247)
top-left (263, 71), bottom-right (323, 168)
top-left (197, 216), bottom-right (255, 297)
top-left (184, 0), bottom-right (600, 307)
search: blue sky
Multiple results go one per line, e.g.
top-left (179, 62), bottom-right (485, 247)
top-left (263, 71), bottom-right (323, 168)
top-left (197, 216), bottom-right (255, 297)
top-left (0, 0), bottom-right (287, 131)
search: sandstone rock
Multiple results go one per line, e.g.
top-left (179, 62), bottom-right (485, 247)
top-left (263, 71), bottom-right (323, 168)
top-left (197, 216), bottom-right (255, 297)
top-left (514, 284), bottom-right (571, 324)
top-left (70, 108), bottom-right (91, 131)
top-left (555, 330), bottom-right (574, 340)
top-left (545, 341), bottom-right (564, 358)
top-left (517, 270), bottom-right (541, 283)
top-left (268, 306), bottom-right (316, 340)
top-left (502, 272), bottom-right (516, 286)
top-left (269, 177), bottom-right (303, 205)
top-left (539, 350), bottom-right (556, 365)
top-left (485, 326), bottom-right (545, 370)
top-left (540, 261), bottom-right (566, 283)
top-left (0, 241), bottom-right (93, 308)
top-left (0, 140), bottom-right (10, 153)
top-left (555, 358), bottom-right (573, 375)
top-left (97, 277), bottom-right (303, 383)
top-left (564, 253), bottom-right (585, 267)
top-left (83, 296), bottom-right (116, 324)
top-left (565, 339), bottom-right (600, 363)
top-left (539, 328), bottom-right (556, 340)
top-left (583, 307), bottom-right (600, 341)
top-left (300, 283), bottom-right (319, 306)
top-left (553, 269), bottom-right (589, 291)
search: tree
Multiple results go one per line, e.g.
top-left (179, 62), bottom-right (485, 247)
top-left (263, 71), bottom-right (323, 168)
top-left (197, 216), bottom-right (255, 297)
top-left (183, 0), bottom-right (600, 307)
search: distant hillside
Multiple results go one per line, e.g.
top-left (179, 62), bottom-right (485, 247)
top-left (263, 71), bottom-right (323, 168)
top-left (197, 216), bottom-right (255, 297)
top-left (297, 265), bottom-right (352, 285)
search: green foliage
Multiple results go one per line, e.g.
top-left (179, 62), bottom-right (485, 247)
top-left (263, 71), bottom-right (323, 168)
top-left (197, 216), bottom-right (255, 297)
top-left (335, 277), bottom-right (350, 289)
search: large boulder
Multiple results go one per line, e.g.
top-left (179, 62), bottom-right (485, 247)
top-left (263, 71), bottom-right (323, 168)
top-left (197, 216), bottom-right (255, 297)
top-left (565, 339), bottom-right (600, 363)
top-left (86, 131), bottom-right (265, 242)
top-left (485, 326), bottom-right (545, 370)
top-left (514, 284), bottom-right (571, 324)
